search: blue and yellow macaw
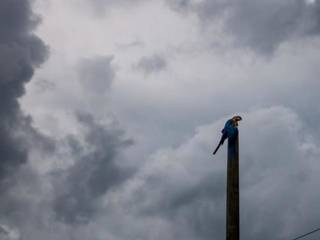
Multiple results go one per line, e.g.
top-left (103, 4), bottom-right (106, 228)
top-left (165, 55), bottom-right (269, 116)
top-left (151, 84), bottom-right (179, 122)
top-left (213, 115), bottom-right (242, 155)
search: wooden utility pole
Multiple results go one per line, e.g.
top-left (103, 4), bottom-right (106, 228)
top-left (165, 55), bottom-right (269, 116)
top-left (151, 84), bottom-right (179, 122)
top-left (226, 131), bottom-right (239, 240)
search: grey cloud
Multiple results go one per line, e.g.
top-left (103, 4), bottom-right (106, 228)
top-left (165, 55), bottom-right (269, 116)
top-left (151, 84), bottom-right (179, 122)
top-left (135, 54), bottom-right (167, 75)
top-left (116, 40), bottom-right (144, 50)
top-left (53, 113), bottom-right (134, 224)
top-left (167, 0), bottom-right (320, 53)
top-left (0, 225), bottom-right (9, 236)
top-left (0, 224), bottom-right (19, 240)
top-left (34, 79), bottom-right (56, 93)
top-left (0, 0), bottom-right (48, 181)
top-left (77, 56), bottom-right (115, 95)
top-left (0, 0), bottom-right (49, 238)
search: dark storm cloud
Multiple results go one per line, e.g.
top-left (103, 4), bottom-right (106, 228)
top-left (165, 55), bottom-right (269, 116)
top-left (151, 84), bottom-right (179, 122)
top-left (53, 113), bottom-right (133, 224)
top-left (0, 1), bottom-right (50, 239)
top-left (135, 54), bottom-right (167, 75)
top-left (0, 0), bottom-right (48, 181)
top-left (167, 0), bottom-right (320, 53)
top-left (77, 56), bottom-right (115, 94)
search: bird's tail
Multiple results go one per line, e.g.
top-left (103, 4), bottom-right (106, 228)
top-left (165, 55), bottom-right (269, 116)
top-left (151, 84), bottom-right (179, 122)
top-left (213, 142), bottom-right (222, 155)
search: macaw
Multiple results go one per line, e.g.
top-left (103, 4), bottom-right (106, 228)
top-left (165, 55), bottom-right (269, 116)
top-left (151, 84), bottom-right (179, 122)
top-left (213, 115), bottom-right (242, 155)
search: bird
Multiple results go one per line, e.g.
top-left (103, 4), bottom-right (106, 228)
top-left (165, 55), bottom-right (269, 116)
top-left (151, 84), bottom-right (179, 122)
top-left (213, 115), bottom-right (242, 155)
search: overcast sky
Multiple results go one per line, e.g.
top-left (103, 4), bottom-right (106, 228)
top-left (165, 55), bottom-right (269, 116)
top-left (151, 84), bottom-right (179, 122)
top-left (1, 0), bottom-right (320, 239)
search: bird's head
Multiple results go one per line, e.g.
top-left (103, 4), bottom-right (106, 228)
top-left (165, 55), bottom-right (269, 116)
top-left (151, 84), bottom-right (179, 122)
top-left (232, 115), bottom-right (242, 126)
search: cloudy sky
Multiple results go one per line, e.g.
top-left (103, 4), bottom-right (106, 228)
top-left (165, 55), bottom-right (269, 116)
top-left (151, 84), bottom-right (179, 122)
top-left (2, 0), bottom-right (320, 239)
